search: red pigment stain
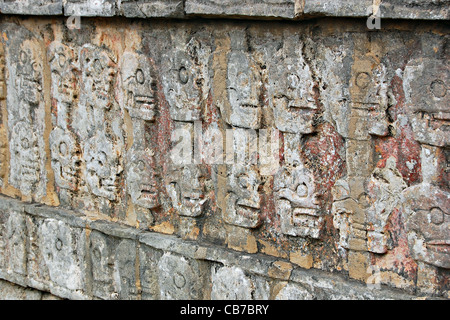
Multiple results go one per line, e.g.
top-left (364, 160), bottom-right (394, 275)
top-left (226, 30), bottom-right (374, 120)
top-left (374, 75), bottom-right (422, 186)
top-left (303, 122), bottom-right (346, 208)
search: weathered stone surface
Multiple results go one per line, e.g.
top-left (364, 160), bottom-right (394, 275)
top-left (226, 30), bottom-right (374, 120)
top-left (379, 0), bottom-right (450, 20)
top-left (303, 0), bottom-right (372, 17)
top-left (185, 0), bottom-right (297, 19)
top-left (0, 0), bottom-right (63, 15)
top-left (0, 15), bottom-right (448, 300)
top-left (157, 252), bottom-right (209, 300)
top-left (64, 0), bottom-right (116, 17)
top-left (119, 0), bottom-right (184, 18)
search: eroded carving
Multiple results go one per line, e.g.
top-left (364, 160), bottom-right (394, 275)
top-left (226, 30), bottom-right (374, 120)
top-left (275, 165), bottom-right (322, 238)
top-left (269, 36), bottom-right (317, 134)
top-left (39, 219), bottom-right (85, 290)
top-left (9, 121), bottom-right (40, 196)
top-left (50, 128), bottom-right (81, 191)
top-left (126, 147), bottom-right (159, 209)
top-left (167, 164), bottom-right (207, 217)
top-left (120, 51), bottom-right (158, 121)
top-left (162, 38), bottom-right (209, 122)
top-left (224, 165), bottom-right (262, 228)
top-left (85, 133), bottom-right (123, 201)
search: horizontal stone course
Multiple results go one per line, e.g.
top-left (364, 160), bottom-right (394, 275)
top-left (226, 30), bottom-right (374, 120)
top-left (0, 0), bottom-right (448, 20)
top-left (0, 194), bottom-right (430, 300)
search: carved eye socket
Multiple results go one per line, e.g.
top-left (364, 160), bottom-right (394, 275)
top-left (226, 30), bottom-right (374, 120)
top-left (94, 59), bottom-right (102, 74)
top-left (430, 79), bottom-right (446, 98)
top-left (58, 54), bottom-right (66, 68)
top-left (430, 208), bottom-right (444, 225)
top-left (179, 66), bottom-right (189, 84)
top-left (238, 175), bottom-right (249, 189)
top-left (21, 138), bottom-right (30, 149)
top-left (20, 51), bottom-right (28, 64)
top-left (136, 69), bottom-right (145, 84)
top-left (137, 160), bottom-right (145, 172)
top-left (55, 238), bottom-right (63, 251)
top-left (296, 183), bottom-right (308, 197)
top-left (98, 151), bottom-right (107, 167)
top-left (288, 74), bottom-right (300, 89)
top-left (59, 141), bottom-right (68, 157)
top-left (32, 62), bottom-right (40, 72)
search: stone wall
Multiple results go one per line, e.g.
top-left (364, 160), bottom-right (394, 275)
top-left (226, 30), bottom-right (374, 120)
top-left (0, 1), bottom-right (448, 300)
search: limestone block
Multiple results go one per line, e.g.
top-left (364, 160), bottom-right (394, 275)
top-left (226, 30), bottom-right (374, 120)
top-left (167, 164), bottom-right (208, 217)
top-left (211, 266), bottom-right (253, 300)
top-left (139, 244), bottom-right (163, 300)
top-left (64, 0), bottom-right (116, 17)
top-left (6, 35), bottom-right (47, 199)
top-left (84, 132), bottom-right (123, 202)
top-left (119, 0), bottom-right (184, 18)
top-left (185, 0), bottom-right (297, 19)
top-left (303, 0), bottom-right (372, 17)
top-left (89, 230), bottom-right (138, 300)
top-left (403, 58), bottom-right (449, 148)
top-left (379, 0), bottom-right (450, 20)
top-left (274, 166), bottom-right (323, 239)
top-left (161, 35), bottom-right (211, 122)
top-left (402, 184), bottom-right (450, 269)
top-left (3, 210), bottom-right (28, 276)
top-left (120, 51), bottom-right (158, 122)
top-left (126, 147), bottom-right (159, 210)
top-left (224, 165), bottom-right (262, 229)
top-left (157, 252), bottom-right (209, 300)
top-left (28, 217), bottom-right (86, 291)
top-left (268, 34), bottom-right (317, 135)
top-left (1, 0), bottom-right (63, 15)
top-left (275, 282), bottom-right (314, 300)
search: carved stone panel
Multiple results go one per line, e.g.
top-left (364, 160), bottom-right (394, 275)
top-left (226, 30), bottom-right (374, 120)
top-left (120, 51), bottom-right (158, 122)
top-left (84, 132), bottom-right (123, 201)
top-left (126, 147), bottom-right (159, 209)
top-left (274, 166), bottom-right (322, 239)
top-left (402, 184), bottom-right (449, 269)
top-left (167, 164), bottom-right (207, 217)
top-left (403, 58), bottom-right (449, 148)
top-left (225, 48), bottom-right (263, 129)
top-left (268, 36), bottom-right (317, 134)
top-left (162, 38), bottom-right (210, 122)
top-left (224, 165), bottom-right (262, 229)
top-left (157, 252), bottom-right (208, 300)
top-left (50, 128), bottom-right (81, 191)
top-left (37, 218), bottom-right (86, 291)
top-left (4, 211), bottom-right (28, 275)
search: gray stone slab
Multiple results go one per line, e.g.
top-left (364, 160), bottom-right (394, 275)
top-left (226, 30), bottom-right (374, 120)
top-left (0, 0), bottom-right (63, 15)
top-left (185, 0), bottom-right (297, 19)
top-left (303, 0), bottom-right (372, 17)
top-left (119, 0), bottom-right (184, 18)
top-left (64, 0), bottom-right (116, 17)
top-left (379, 0), bottom-right (450, 20)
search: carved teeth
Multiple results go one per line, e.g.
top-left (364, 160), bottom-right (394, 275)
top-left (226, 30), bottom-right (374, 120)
top-left (426, 240), bottom-right (450, 254)
top-left (240, 104), bottom-right (258, 109)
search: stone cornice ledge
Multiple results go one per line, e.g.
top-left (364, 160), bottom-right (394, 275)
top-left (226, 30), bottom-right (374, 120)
top-left (0, 0), bottom-right (448, 20)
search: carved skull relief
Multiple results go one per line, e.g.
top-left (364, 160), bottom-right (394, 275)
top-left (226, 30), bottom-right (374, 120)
top-left (17, 39), bottom-right (43, 107)
top-left (269, 41), bottom-right (317, 134)
top-left (167, 164), bottom-right (207, 217)
top-left (162, 45), bottom-right (204, 122)
top-left (126, 148), bottom-right (159, 209)
top-left (226, 51), bottom-right (263, 129)
top-left (274, 166), bottom-right (322, 238)
top-left (50, 127), bottom-right (81, 191)
top-left (10, 120), bottom-right (40, 195)
top-left (85, 133), bottom-right (122, 201)
top-left (121, 52), bottom-right (157, 121)
top-left (224, 165), bottom-right (262, 228)
top-left (80, 45), bottom-right (116, 110)
top-left (404, 58), bottom-right (449, 147)
top-left (402, 184), bottom-right (449, 269)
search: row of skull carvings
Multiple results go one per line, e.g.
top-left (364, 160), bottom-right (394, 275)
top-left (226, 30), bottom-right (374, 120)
top-left (2, 36), bottom-right (449, 271)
